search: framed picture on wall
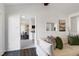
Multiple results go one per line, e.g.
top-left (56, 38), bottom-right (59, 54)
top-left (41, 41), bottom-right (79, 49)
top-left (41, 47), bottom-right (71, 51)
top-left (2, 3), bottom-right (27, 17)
top-left (46, 22), bottom-right (55, 31)
top-left (59, 20), bottom-right (66, 31)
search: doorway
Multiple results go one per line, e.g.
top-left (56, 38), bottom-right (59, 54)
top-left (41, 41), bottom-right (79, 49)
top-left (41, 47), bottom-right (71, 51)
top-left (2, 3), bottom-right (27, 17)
top-left (20, 16), bottom-right (36, 49)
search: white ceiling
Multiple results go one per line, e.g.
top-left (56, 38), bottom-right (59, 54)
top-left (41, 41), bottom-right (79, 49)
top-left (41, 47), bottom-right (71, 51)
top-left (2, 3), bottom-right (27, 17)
top-left (4, 3), bottom-right (79, 15)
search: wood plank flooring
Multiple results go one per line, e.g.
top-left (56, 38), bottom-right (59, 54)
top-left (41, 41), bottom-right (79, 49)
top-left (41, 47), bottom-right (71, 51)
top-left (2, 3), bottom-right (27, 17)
top-left (21, 48), bottom-right (37, 56)
top-left (2, 48), bottom-right (37, 56)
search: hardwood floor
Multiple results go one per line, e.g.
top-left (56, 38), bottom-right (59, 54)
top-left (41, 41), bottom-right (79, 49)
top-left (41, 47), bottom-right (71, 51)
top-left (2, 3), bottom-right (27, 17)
top-left (2, 48), bottom-right (37, 56)
top-left (21, 48), bottom-right (37, 56)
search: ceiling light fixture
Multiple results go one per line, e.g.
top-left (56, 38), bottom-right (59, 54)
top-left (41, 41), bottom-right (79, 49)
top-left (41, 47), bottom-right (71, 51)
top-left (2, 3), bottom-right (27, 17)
top-left (44, 3), bottom-right (49, 6)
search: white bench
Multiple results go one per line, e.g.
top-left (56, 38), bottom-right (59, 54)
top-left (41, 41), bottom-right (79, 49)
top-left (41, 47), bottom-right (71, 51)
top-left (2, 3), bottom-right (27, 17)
top-left (36, 39), bottom-right (53, 56)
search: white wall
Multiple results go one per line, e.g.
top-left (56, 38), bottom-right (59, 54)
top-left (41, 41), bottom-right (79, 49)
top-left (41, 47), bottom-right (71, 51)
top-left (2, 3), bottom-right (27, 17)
top-left (5, 4), bottom-right (69, 51)
top-left (36, 16), bottom-right (68, 39)
top-left (8, 15), bottom-right (20, 51)
top-left (0, 4), bottom-right (5, 55)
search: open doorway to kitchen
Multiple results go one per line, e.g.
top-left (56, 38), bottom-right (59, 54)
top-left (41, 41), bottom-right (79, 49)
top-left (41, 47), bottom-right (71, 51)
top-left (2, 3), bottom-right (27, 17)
top-left (20, 16), bottom-right (36, 49)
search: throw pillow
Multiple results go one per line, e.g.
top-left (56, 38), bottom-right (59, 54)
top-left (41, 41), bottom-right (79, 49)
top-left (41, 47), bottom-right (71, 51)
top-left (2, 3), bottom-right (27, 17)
top-left (47, 36), bottom-right (56, 49)
top-left (55, 36), bottom-right (63, 49)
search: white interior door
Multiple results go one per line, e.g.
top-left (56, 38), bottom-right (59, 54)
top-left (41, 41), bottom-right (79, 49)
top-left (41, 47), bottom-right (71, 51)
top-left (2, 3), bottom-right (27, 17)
top-left (8, 15), bottom-right (20, 51)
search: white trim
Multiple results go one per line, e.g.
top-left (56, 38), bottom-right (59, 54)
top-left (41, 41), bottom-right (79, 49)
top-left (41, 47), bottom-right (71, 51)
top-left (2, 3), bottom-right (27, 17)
top-left (35, 16), bottom-right (37, 46)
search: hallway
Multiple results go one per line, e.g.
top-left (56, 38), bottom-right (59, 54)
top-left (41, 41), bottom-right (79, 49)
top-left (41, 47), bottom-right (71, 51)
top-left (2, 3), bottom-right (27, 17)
top-left (21, 40), bottom-right (35, 49)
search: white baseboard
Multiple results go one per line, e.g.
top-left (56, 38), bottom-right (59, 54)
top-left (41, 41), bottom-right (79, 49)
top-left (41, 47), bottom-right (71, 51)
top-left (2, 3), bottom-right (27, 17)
top-left (7, 48), bottom-right (20, 52)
